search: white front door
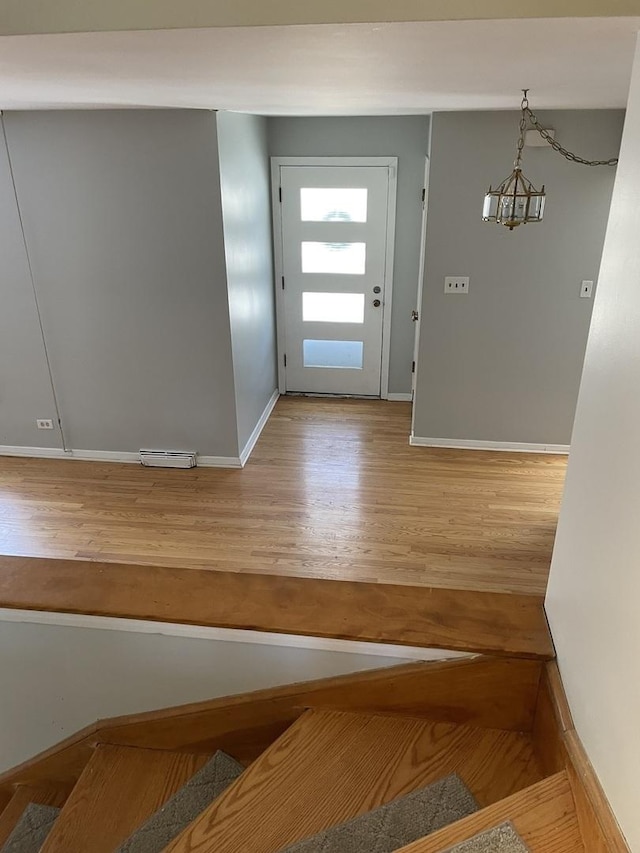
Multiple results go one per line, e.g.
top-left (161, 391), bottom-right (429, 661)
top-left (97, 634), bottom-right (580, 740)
top-left (275, 161), bottom-right (396, 396)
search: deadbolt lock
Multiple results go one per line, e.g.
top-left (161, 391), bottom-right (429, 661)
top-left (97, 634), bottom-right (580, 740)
top-left (373, 286), bottom-right (381, 294)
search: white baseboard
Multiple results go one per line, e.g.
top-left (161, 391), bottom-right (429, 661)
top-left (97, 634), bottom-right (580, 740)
top-left (409, 435), bottom-right (570, 454)
top-left (386, 393), bottom-right (413, 402)
top-left (0, 608), bottom-right (470, 662)
top-left (239, 389), bottom-right (280, 467)
top-left (0, 445), bottom-right (243, 468)
top-left (0, 445), bottom-right (141, 463)
top-left (63, 449), bottom-right (141, 462)
top-left (196, 455), bottom-right (243, 468)
top-left (0, 445), bottom-right (67, 460)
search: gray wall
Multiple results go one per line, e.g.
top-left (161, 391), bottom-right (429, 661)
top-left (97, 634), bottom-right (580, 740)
top-left (268, 116), bottom-right (430, 395)
top-left (0, 618), bottom-right (414, 772)
top-left (3, 110), bottom-right (239, 457)
top-left (413, 109), bottom-right (624, 445)
top-left (0, 123), bottom-right (62, 450)
top-left (217, 112), bottom-right (278, 451)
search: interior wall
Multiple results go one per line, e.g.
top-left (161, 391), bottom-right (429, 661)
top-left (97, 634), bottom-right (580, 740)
top-left (545, 40), bottom-right (640, 852)
top-left (413, 109), bottom-right (624, 446)
top-left (217, 112), bottom-right (278, 451)
top-left (0, 123), bottom-right (61, 449)
top-left (268, 115), bottom-right (430, 396)
top-left (0, 619), bottom-right (413, 773)
top-left (3, 110), bottom-right (239, 458)
top-left (1, 0), bottom-right (631, 36)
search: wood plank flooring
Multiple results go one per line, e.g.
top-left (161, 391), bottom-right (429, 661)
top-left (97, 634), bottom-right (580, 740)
top-left (164, 708), bottom-right (544, 853)
top-left (0, 397), bottom-right (566, 595)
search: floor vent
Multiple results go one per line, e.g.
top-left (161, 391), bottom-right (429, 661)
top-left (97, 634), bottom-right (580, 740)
top-left (139, 450), bottom-right (197, 468)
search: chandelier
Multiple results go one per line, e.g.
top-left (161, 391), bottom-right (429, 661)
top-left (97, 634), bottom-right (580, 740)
top-left (483, 90), bottom-right (619, 231)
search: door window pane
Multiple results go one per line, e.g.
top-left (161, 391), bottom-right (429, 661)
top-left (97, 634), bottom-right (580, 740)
top-left (303, 292), bottom-right (365, 324)
top-left (303, 340), bottom-right (364, 369)
top-left (301, 242), bottom-right (366, 275)
top-left (300, 188), bottom-right (368, 223)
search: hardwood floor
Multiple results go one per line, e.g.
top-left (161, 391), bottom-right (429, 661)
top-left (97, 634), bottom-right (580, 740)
top-left (0, 397), bottom-right (566, 595)
top-left (0, 398), bottom-right (565, 655)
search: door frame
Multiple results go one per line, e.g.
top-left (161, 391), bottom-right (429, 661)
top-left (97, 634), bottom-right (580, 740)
top-left (411, 155), bottom-right (431, 435)
top-left (270, 156), bottom-right (398, 398)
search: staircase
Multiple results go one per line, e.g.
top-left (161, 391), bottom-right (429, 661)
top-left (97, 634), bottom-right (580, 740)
top-left (0, 657), bottom-right (628, 853)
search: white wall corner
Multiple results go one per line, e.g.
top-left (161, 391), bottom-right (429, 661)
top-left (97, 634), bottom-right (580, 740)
top-left (238, 389), bottom-right (280, 466)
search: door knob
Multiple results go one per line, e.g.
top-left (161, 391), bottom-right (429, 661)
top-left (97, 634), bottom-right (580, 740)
top-left (411, 310), bottom-right (419, 321)
top-left (373, 299), bottom-right (381, 308)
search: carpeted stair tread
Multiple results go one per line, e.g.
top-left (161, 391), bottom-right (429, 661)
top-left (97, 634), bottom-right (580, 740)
top-left (0, 803), bottom-right (60, 853)
top-left (279, 773), bottom-right (478, 853)
top-left (115, 750), bottom-right (244, 853)
top-left (439, 821), bottom-right (529, 852)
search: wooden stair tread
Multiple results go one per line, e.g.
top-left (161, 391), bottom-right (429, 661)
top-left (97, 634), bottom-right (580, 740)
top-left (164, 709), bottom-right (543, 853)
top-left (395, 771), bottom-right (584, 852)
top-left (40, 744), bottom-right (211, 853)
top-left (0, 784), bottom-right (69, 847)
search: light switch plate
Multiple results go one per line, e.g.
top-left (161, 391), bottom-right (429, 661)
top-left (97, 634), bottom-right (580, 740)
top-left (444, 276), bottom-right (469, 294)
top-left (580, 280), bottom-right (594, 298)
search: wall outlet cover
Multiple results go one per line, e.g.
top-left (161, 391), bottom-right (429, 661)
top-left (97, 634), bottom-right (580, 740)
top-left (36, 419), bottom-right (54, 430)
top-left (444, 276), bottom-right (470, 294)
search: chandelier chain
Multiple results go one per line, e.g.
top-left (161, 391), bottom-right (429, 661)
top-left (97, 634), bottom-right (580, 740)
top-left (514, 94), bottom-right (527, 168)
top-left (520, 91), bottom-right (618, 167)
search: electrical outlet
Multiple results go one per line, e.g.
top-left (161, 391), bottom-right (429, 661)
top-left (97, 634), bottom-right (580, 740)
top-left (444, 276), bottom-right (470, 294)
top-left (36, 419), bottom-right (54, 430)
top-left (580, 280), bottom-right (594, 298)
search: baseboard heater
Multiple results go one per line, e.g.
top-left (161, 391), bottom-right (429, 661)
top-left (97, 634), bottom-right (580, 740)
top-left (139, 449), bottom-right (197, 468)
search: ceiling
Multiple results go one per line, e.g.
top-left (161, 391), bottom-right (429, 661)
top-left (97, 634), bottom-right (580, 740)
top-left (0, 17), bottom-right (638, 114)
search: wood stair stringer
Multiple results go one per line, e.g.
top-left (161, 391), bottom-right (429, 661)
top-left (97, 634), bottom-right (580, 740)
top-left (0, 657), bottom-right (542, 795)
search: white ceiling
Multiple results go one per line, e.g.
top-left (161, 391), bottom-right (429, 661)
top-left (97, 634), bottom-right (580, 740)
top-left (0, 17), bottom-right (638, 114)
